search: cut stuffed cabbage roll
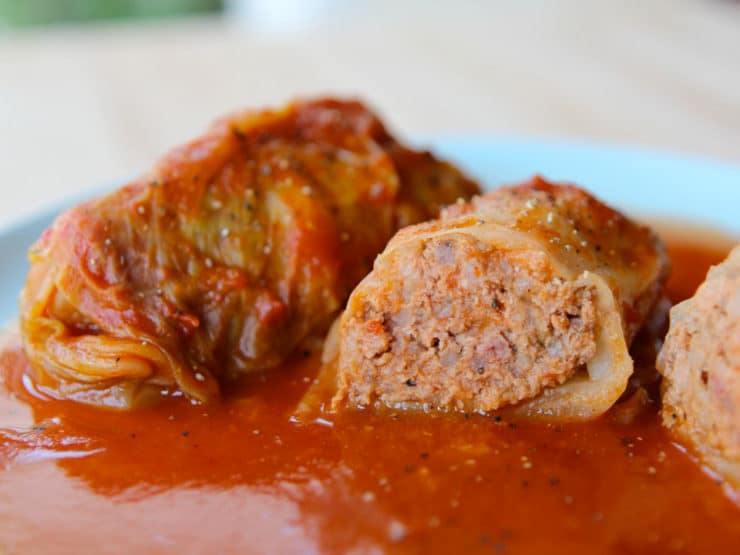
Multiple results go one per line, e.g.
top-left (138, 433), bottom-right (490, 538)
top-left (20, 98), bottom-right (479, 408)
top-left (658, 245), bottom-right (740, 490)
top-left (323, 178), bottom-right (669, 420)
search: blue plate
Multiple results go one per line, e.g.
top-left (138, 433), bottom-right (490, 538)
top-left (2, 138), bottom-right (738, 323)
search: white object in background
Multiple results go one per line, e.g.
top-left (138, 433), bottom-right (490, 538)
top-left (225, 0), bottom-right (335, 33)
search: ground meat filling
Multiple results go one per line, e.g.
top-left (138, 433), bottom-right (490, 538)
top-left (658, 245), bottom-right (740, 471)
top-left (339, 233), bottom-right (599, 411)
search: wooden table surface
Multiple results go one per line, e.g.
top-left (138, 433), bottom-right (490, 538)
top-left (1, 0), bottom-right (739, 228)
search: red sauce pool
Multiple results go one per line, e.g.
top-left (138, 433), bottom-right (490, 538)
top-left (0, 233), bottom-right (737, 554)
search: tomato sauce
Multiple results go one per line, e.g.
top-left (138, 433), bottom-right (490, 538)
top-left (0, 232), bottom-right (738, 554)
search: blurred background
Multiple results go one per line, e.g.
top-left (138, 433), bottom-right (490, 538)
top-left (1, 0), bottom-right (739, 228)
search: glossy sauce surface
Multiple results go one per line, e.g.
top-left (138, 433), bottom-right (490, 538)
top-left (1, 234), bottom-right (738, 554)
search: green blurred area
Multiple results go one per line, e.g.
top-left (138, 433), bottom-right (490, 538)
top-left (0, 0), bottom-right (224, 26)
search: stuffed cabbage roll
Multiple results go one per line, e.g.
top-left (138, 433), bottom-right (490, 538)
top-left (324, 178), bottom-right (669, 420)
top-left (657, 245), bottom-right (740, 490)
top-left (20, 98), bottom-right (479, 408)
